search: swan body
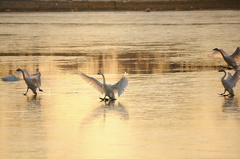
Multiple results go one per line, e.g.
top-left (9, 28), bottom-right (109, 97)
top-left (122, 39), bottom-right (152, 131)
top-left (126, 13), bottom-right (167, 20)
top-left (16, 69), bottom-right (42, 95)
top-left (1, 75), bottom-right (20, 81)
top-left (219, 69), bottom-right (240, 96)
top-left (210, 47), bottom-right (240, 70)
top-left (79, 71), bottom-right (128, 100)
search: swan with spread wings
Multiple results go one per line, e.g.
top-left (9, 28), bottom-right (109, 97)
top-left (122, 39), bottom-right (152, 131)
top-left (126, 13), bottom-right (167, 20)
top-left (79, 71), bottom-right (128, 101)
top-left (209, 47), bottom-right (240, 70)
top-left (219, 69), bottom-right (240, 96)
top-left (16, 69), bottom-right (43, 95)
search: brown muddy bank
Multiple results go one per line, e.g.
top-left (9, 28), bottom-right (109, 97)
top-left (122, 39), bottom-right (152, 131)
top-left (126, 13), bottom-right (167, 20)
top-left (0, 0), bottom-right (239, 12)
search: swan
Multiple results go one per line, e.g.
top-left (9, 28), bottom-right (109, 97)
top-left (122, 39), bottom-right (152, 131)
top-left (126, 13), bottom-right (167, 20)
top-left (79, 71), bottom-right (128, 101)
top-left (218, 69), bottom-right (240, 96)
top-left (16, 69), bottom-right (42, 95)
top-left (209, 47), bottom-right (240, 70)
top-left (1, 74), bottom-right (20, 81)
top-left (1, 70), bottom-right (20, 81)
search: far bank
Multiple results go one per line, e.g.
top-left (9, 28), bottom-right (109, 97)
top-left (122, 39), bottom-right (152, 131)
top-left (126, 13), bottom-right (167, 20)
top-left (0, 0), bottom-right (239, 12)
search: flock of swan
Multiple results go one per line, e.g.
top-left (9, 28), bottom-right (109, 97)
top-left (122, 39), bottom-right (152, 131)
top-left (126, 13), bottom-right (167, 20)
top-left (209, 47), bottom-right (240, 96)
top-left (1, 67), bottom-right (128, 101)
top-left (1, 47), bottom-right (240, 98)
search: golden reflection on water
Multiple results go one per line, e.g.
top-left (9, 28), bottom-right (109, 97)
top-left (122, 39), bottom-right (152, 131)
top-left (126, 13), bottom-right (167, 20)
top-left (1, 11), bottom-right (240, 159)
top-left (1, 55), bottom-right (240, 158)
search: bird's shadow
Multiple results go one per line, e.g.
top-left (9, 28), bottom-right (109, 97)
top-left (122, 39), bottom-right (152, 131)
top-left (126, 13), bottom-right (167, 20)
top-left (222, 96), bottom-right (240, 113)
top-left (80, 100), bottom-right (129, 126)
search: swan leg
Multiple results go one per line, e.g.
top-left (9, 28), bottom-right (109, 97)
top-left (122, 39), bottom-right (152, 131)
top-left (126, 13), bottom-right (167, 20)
top-left (227, 65), bottom-right (234, 70)
top-left (99, 98), bottom-right (109, 102)
top-left (39, 88), bottom-right (43, 92)
top-left (110, 97), bottom-right (117, 101)
top-left (219, 90), bottom-right (227, 96)
top-left (24, 87), bottom-right (29, 96)
top-left (33, 90), bottom-right (37, 95)
top-left (223, 94), bottom-right (231, 97)
top-left (100, 95), bottom-right (107, 101)
top-left (220, 65), bottom-right (233, 70)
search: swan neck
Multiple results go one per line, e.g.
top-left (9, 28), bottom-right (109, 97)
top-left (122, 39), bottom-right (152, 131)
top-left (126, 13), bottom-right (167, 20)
top-left (20, 70), bottom-right (26, 79)
top-left (222, 70), bottom-right (227, 80)
top-left (218, 50), bottom-right (226, 57)
top-left (102, 74), bottom-right (106, 84)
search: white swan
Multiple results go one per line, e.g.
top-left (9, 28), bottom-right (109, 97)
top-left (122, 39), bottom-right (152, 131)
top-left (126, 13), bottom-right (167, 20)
top-left (16, 69), bottom-right (42, 95)
top-left (79, 71), bottom-right (128, 101)
top-left (1, 74), bottom-right (20, 81)
top-left (1, 70), bottom-right (21, 81)
top-left (219, 69), bottom-right (240, 96)
top-left (209, 47), bottom-right (240, 70)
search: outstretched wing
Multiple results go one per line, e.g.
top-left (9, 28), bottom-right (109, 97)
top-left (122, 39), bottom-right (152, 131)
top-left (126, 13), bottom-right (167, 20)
top-left (31, 72), bottom-right (41, 87)
top-left (79, 71), bottom-right (104, 94)
top-left (227, 70), bottom-right (240, 88)
top-left (21, 70), bottom-right (31, 78)
top-left (112, 72), bottom-right (128, 97)
top-left (208, 49), bottom-right (227, 58)
top-left (226, 72), bottom-right (233, 81)
top-left (231, 47), bottom-right (240, 60)
top-left (208, 51), bottom-right (222, 58)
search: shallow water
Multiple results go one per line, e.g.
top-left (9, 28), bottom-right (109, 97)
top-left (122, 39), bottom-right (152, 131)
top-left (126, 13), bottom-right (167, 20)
top-left (0, 11), bottom-right (240, 159)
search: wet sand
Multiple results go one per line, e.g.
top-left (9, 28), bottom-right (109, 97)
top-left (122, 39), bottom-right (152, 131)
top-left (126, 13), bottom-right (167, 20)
top-left (0, 0), bottom-right (239, 12)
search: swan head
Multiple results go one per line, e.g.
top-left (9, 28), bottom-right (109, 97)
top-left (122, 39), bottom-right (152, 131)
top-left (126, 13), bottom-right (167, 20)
top-left (218, 69), bottom-right (225, 72)
top-left (213, 48), bottom-right (220, 52)
top-left (16, 68), bottom-right (22, 72)
top-left (98, 71), bottom-right (103, 76)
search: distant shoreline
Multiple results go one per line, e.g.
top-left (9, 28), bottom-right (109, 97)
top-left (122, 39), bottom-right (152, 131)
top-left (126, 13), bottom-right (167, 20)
top-left (0, 0), bottom-right (239, 12)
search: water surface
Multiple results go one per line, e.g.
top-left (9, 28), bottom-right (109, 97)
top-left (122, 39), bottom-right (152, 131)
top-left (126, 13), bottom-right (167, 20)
top-left (0, 11), bottom-right (240, 159)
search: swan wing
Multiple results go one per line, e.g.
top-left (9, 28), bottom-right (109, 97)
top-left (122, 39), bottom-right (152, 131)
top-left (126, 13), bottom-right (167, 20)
top-left (31, 72), bottom-right (41, 87)
top-left (31, 77), bottom-right (41, 87)
top-left (79, 71), bottom-right (104, 94)
top-left (208, 49), bottom-right (228, 58)
top-left (226, 72), bottom-right (233, 81)
top-left (21, 70), bottom-right (31, 78)
top-left (231, 47), bottom-right (240, 60)
top-left (228, 70), bottom-right (240, 88)
top-left (208, 51), bottom-right (222, 58)
top-left (112, 72), bottom-right (128, 97)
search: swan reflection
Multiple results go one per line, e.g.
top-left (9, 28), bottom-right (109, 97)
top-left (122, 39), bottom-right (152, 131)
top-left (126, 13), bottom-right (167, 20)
top-left (81, 101), bottom-right (129, 126)
top-left (222, 96), bottom-right (240, 113)
top-left (27, 95), bottom-right (41, 109)
top-left (103, 101), bottom-right (129, 120)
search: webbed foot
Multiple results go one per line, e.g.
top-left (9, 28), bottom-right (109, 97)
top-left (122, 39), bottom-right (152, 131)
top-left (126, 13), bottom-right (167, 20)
top-left (99, 97), bottom-right (105, 101)
top-left (99, 97), bottom-right (110, 102)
